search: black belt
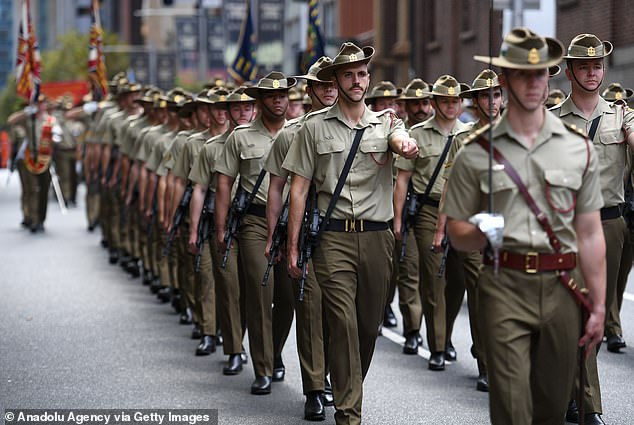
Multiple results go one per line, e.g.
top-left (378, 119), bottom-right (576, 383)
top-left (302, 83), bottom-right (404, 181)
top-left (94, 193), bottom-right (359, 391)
top-left (325, 219), bottom-right (389, 232)
top-left (246, 204), bottom-right (266, 218)
top-left (601, 204), bottom-right (623, 221)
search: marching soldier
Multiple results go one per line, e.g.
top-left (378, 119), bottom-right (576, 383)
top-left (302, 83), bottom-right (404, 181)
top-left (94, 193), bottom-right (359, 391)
top-left (286, 86), bottom-right (305, 120)
top-left (283, 42), bottom-right (418, 425)
top-left (214, 72), bottom-right (296, 395)
top-left (438, 69), bottom-right (504, 391)
top-left (264, 57), bottom-right (337, 420)
top-left (52, 96), bottom-right (79, 207)
top-left (393, 75), bottom-right (471, 371)
top-left (187, 86), bottom-right (255, 373)
top-left (8, 123), bottom-right (29, 228)
top-left (444, 27), bottom-right (606, 424)
top-left (551, 33), bottom-right (634, 425)
top-left (8, 95), bottom-right (63, 233)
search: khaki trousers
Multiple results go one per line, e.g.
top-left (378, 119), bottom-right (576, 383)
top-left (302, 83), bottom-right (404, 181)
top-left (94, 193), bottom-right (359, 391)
top-left (481, 266), bottom-right (581, 425)
top-left (394, 229), bottom-right (421, 336)
top-left (606, 217), bottom-right (632, 338)
top-left (194, 239), bottom-right (215, 335)
top-left (238, 214), bottom-right (294, 378)
top-left (25, 170), bottom-right (51, 226)
top-left (413, 205), bottom-right (446, 352)
top-left (210, 235), bottom-right (246, 355)
top-left (313, 229), bottom-right (393, 425)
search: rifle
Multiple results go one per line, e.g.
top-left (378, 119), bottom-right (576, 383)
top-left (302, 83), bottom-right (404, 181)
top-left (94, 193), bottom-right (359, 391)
top-left (436, 233), bottom-right (450, 278)
top-left (399, 134), bottom-right (455, 262)
top-left (296, 186), bottom-right (321, 301)
top-left (163, 183), bottom-right (193, 256)
top-left (221, 170), bottom-right (267, 268)
top-left (194, 190), bottom-right (215, 272)
top-left (262, 196), bottom-right (289, 286)
top-left (399, 181), bottom-right (418, 262)
top-left (221, 186), bottom-right (247, 268)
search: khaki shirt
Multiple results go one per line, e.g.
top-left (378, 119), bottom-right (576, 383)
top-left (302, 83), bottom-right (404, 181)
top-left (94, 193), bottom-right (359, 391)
top-left (551, 96), bottom-right (634, 207)
top-left (134, 124), bottom-right (167, 163)
top-left (215, 117), bottom-right (284, 206)
top-left (443, 120), bottom-right (487, 180)
top-left (84, 100), bottom-right (116, 144)
top-left (396, 117), bottom-right (470, 201)
top-left (94, 105), bottom-right (121, 145)
top-left (146, 130), bottom-right (177, 174)
top-left (119, 114), bottom-right (147, 157)
top-left (163, 129), bottom-right (196, 172)
top-left (442, 109), bottom-right (603, 253)
top-left (51, 111), bottom-right (75, 150)
top-left (282, 103), bottom-right (407, 222)
top-left (265, 116), bottom-right (304, 179)
top-left (189, 129), bottom-right (232, 191)
top-left (172, 130), bottom-right (210, 181)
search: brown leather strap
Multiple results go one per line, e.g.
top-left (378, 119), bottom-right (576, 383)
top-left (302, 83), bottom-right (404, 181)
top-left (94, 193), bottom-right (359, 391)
top-left (483, 251), bottom-right (576, 273)
top-left (475, 137), bottom-right (592, 314)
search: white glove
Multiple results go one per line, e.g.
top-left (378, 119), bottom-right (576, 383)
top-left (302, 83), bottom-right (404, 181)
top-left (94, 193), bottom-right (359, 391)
top-left (82, 101), bottom-right (98, 114)
top-left (469, 213), bottom-right (504, 250)
top-left (23, 105), bottom-right (37, 116)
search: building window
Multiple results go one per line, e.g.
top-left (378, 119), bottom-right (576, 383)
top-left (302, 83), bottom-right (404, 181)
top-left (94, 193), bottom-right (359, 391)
top-left (460, 0), bottom-right (475, 41)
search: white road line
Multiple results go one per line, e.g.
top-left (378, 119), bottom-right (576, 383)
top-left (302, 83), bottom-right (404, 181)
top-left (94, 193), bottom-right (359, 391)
top-left (624, 292), bottom-right (634, 302)
top-left (380, 327), bottom-right (431, 360)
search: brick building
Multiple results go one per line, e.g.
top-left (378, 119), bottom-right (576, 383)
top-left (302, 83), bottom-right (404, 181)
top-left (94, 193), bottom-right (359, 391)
top-left (553, 0), bottom-right (634, 93)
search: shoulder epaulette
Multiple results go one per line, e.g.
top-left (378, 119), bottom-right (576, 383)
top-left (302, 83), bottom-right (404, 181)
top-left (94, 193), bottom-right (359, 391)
top-left (303, 108), bottom-right (329, 121)
top-left (285, 116), bottom-right (302, 127)
top-left (548, 103), bottom-right (563, 113)
top-left (462, 123), bottom-right (491, 145)
top-left (562, 121), bottom-right (587, 139)
top-left (233, 123), bottom-right (252, 132)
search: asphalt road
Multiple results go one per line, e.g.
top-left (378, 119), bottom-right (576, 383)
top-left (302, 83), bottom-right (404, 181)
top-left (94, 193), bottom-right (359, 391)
top-left (1, 168), bottom-right (633, 425)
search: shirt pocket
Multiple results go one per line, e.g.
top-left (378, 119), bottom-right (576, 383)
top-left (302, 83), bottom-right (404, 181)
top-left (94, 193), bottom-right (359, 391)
top-left (240, 146), bottom-right (267, 176)
top-left (597, 128), bottom-right (624, 164)
top-left (316, 138), bottom-right (345, 155)
top-left (359, 138), bottom-right (390, 166)
top-left (544, 169), bottom-right (581, 214)
top-left (478, 169), bottom-right (516, 211)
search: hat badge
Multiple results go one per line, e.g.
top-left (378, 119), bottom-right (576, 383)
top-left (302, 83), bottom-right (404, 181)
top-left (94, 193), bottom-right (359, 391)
top-left (220, 95), bottom-right (226, 102)
top-left (528, 48), bottom-right (540, 64)
top-left (555, 96), bottom-right (561, 104)
top-left (240, 94), bottom-right (249, 101)
top-left (615, 92), bottom-right (623, 100)
top-left (383, 89), bottom-right (391, 96)
top-left (272, 79), bottom-right (280, 89)
top-left (415, 88), bottom-right (423, 97)
top-left (447, 86), bottom-right (456, 95)
top-left (587, 46), bottom-right (596, 57)
top-left (486, 78), bottom-right (493, 87)
top-left (349, 53), bottom-right (358, 61)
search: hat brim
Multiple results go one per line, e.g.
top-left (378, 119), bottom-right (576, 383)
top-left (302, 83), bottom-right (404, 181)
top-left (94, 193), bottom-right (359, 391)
top-left (431, 83), bottom-right (472, 98)
top-left (475, 37), bottom-right (564, 70)
top-left (316, 46), bottom-right (375, 81)
top-left (293, 74), bottom-right (330, 83)
top-left (562, 40), bottom-right (613, 59)
top-left (243, 77), bottom-right (298, 98)
top-left (460, 83), bottom-right (501, 98)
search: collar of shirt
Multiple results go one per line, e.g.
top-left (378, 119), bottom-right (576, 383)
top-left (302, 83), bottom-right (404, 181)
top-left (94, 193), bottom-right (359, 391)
top-left (493, 109), bottom-right (568, 150)
top-left (418, 116), bottom-right (469, 136)
top-left (559, 95), bottom-right (614, 120)
top-left (323, 102), bottom-right (381, 129)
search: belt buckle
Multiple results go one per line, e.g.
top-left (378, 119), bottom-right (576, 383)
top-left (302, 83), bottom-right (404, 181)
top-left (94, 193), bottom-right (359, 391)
top-left (346, 219), bottom-right (356, 232)
top-left (525, 252), bottom-right (539, 273)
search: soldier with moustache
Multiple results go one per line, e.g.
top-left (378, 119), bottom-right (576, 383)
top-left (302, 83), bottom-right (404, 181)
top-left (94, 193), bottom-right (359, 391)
top-left (283, 43), bottom-right (419, 425)
top-left (550, 33), bottom-right (634, 425)
top-left (263, 57), bottom-right (337, 419)
top-left (187, 86), bottom-right (255, 374)
top-left (393, 75), bottom-right (471, 371)
top-left (214, 72), bottom-right (296, 395)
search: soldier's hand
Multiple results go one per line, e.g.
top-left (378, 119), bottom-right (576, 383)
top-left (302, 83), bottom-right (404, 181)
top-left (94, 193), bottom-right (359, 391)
top-left (188, 233), bottom-right (198, 255)
top-left (431, 228), bottom-right (445, 253)
top-left (216, 232), bottom-right (227, 254)
top-left (264, 238), bottom-right (273, 261)
top-left (400, 137), bottom-right (419, 160)
top-left (393, 219), bottom-right (403, 241)
top-left (579, 306), bottom-right (606, 356)
top-left (287, 248), bottom-right (302, 279)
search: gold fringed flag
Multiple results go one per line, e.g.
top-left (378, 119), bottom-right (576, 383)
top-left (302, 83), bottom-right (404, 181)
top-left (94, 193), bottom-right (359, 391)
top-left (88, 0), bottom-right (108, 100)
top-left (15, 0), bottom-right (41, 103)
top-left (228, 0), bottom-right (258, 83)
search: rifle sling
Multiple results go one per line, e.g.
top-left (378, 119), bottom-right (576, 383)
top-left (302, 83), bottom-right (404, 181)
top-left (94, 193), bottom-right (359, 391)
top-left (319, 127), bottom-right (366, 236)
top-left (407, 134), bottom-right (454, 228)
top-left (243, 168), bottom-right (267, 212)
top-left (474, 137), bottom-right (592, 315)
top-left (587, 115), bottom-right (601, 142)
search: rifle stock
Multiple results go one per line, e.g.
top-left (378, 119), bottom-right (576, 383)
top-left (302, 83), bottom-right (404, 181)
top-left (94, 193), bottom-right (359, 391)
top-left (221, 187), bottom-right (247, 268)
top-left (262, 198), bottom-right (289, 286)
top-left (297, 187), bottom-right (320, 301)
top-left (194, 190), bottom-right (215, 272)
top-left (163, 184), bottom-right (193, 257)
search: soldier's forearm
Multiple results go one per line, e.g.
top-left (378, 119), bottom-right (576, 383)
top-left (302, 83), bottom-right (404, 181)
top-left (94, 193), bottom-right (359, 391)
top-left (446, 218), bottom-right (488, 252)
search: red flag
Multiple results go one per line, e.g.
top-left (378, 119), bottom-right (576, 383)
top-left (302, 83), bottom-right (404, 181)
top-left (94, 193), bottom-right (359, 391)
top-left (15, 0), bottom-right (41, 104)
top-left (88, 0), bottom-right (108, 100)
